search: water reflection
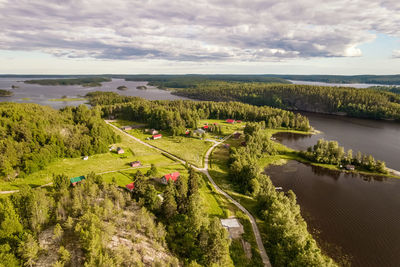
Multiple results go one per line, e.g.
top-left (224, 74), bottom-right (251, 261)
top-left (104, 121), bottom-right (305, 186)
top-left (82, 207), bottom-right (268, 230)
top-left (265, 160), bottom-right (400, 267)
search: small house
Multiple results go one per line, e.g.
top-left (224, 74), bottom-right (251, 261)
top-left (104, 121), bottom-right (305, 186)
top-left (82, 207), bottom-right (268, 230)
top-left (220, 218), bottom-right (244, 239)
top-left (126, 182), bottom-right (135, 192)
top-left (233, 132), bottom-right (241, 139)
top-left (203, 125), bottom-right (209, 130)
top-left (70, 176), bottom-right (85, 186)
top-left (130, 161), bottom-right (141, 167)
top-left (226, 119), bottom-right (235, 124)
top-left (153, 134), bottom-right (162, 140)
top-left (194, 129), bottom-right (205, 135)
top-left (117, 147), bottom-right (124, 154)
top-left (345, 164), bottom-right (355, 171)
top-left (236, 120), bottom-right (242, 123)
top-left (122, 126), bottom-right (132, 131)
top-left (161, 172), bottom-right (180, 184)
top-left (185, 129), bottom-right (190, 135)
top-left (83, 156), bottom-right (89, 160)
top-left (150, 129), bottom-right (159, 135)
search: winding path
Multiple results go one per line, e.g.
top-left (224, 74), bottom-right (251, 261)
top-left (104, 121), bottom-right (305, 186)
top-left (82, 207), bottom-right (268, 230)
top-left (106, 121), bottom-right (272, 266)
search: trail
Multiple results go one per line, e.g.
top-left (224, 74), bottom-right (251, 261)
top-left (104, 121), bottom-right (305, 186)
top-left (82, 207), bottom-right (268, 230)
top-left (106, 121), bottom-right (272, 266)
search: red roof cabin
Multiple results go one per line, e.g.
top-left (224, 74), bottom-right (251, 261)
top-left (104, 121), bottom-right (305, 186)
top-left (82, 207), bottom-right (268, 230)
top-left (185, 129), bottom-right (190, 135)
top-left (153, 134), bottom-right (162, 140)
top-left (130, 161), bottom-right (141, 167)
top-left (226, 119), bottom-right (235, 124)
top-left (236, 120), bottom-right (242, 123)
top-left (126, 182), bottom-right (135, 192)
top-left (161, 172), bottom-right (180, 184)
top-left (203, 125), bottom-right (209, 130)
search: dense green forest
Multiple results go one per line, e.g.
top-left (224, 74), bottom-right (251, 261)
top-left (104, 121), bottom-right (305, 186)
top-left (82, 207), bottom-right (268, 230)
top-left (0, 172), bottom-right (185, 266)
top-left (173, 82), bottom-right (400, 120)
top-left (302, 139), bottom-right (387, 173)
top-left (228, 122), bottom-right (336, 266)
top-left (368, 85), bottom-right (400, 94)
top-left (0, 89), bottom-right (13, 97)
top-left (86, 91), bottom-right (311, 133)
top-left (0, 103), bottom-right (118, 180)
top-left (123, 75), bottom-right (290, 88)
top-left (266, 74), bottom-right (400, 85)
top-left (24, 77), bottom-right (110, 87)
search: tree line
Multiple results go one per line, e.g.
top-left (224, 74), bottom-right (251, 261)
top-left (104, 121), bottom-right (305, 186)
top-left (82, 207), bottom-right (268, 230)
top-left (227, 122), bottom-right (337, 266)
top-left (173, 81), bottom-right (400, 121)
top-left (301, 139), bottom-right (387, 173)
top-left (87, 91), bottom-right (311, 134)
top-left (0, 103), bottom-right (119, 180)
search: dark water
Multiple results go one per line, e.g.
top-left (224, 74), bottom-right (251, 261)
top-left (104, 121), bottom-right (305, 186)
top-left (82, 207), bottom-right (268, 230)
top-left (289, 80), bottom-right (394, 88)
top-left (265, 161), bottom-right (400, 267)
top-left (274, 112), bottom-right (400, 170)
top-left (0, 78), bottom-right (189, 109)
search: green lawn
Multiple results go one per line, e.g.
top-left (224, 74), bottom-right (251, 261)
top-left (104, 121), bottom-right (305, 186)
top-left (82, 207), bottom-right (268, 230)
top-left (112, 121), bottom-right (215, 167)
top-left (0, 126), bottom-right (176, 191)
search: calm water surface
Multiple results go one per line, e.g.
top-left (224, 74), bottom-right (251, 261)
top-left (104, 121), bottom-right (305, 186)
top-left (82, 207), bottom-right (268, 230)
top-left (0, 78), bottom-right (189, 108)
top-left (265, 161), bottom-right (400, 267)
top-left (289, 80), bottom-right (394, 88)
top-left (274, 112), bottom-right (400, 170)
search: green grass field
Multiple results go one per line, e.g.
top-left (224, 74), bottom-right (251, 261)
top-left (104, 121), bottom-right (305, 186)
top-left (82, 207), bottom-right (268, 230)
top-left (112, 121), bottom-right (214, 167)
top-left (0, 126), bottom-right (176, 191)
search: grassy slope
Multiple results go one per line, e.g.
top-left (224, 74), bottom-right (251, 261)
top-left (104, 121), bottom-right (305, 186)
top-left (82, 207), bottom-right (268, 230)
top-left (0, 126), bottom-right (175, 191)
top-left (112, 119), bottom-right (244, 168)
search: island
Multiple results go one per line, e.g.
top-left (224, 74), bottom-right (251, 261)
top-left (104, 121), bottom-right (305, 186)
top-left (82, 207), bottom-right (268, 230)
top-left (136, 85), bottom-right (147, 90)
top-left (117, 85), bottom-right (128, 91)
top-left (24, 77), bottom-right (111, 87)
top-left (11, 85), bottom-right (20, 89)
top-left (0, 89), bottom-right (13, 96)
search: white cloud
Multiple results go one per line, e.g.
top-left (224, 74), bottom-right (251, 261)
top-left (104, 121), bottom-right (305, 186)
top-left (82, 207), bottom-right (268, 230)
top-left (393, 49), bottom-right (400, 58)
top-left (0, 0), bottom-right (399, 62)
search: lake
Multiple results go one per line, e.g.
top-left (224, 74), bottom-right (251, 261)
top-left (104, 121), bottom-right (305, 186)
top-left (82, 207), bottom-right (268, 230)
top-left (289, 80), bottom-right (394, 88)
top-left (274, 112), bottom-right (400, 170)
top-left (267, 112), bottom-right (400, 266)
top-left (0, 78), bottom-right (189, 108)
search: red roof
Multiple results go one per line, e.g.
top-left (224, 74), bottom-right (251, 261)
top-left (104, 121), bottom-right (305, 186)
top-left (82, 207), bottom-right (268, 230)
top-left (164, 172), bottom-right (180, 182)
top-left (203, 125), bottom-right (209, 129)
top-left (126, 182), bottom-right (135, 191)
top-left (236, 120), bottom-right (242, 123)
top-left (153, 134), bottom-right (162, 138)
top-left (226, 119), bottom-right (235, 123)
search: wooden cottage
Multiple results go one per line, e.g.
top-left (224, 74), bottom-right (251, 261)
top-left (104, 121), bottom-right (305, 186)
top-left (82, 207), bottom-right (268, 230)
top-left (70, 176), bottom-right (85, 186)
top-left (130, 161), bottom-right (141, 167)
top-left (153, 134), bottom-right (162, 140)
top-left (161, 172), bottom-right (180, 184)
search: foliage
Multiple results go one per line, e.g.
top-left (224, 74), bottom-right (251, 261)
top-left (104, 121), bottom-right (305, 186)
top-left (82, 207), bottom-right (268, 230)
top-left (173, 81), bottom-right (400, 120)
top-left (24, 77), bottom-right (110, 87)
top-left (87, 91), bottom-right (311, 132)
top-left (0, 103), bottom-right (118, 180)
top-left (0, 89), bottom-right (13, 97)
top-left (302, 139), bottom-right (387, 173)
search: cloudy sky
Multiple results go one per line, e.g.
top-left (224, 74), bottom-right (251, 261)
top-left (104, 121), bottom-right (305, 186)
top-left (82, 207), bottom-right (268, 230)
top-left (0, 0), bottom-right (400, 74)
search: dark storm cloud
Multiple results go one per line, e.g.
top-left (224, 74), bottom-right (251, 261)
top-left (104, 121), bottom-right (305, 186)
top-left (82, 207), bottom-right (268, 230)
top-left (0, 0), bottom-right (399, 61)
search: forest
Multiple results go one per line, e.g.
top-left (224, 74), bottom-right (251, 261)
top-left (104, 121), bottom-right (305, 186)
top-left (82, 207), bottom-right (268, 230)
top-left (86, 91), bottom-right (311, 134)
top-left (227, 122), bottom-right (336, 266)
top-left (301, 139), bottom-right (387, 173)
top-left (0, 169), bottom-right (231, 266)
top-left (0, 89), bottom-right (13, 97)
top-left (173, 81), bottom-right (400, 120)
top-left (24, 77), bottom-right (110, 87)
top-left (123, 75), bottom-right (290, 88)
top-left (0, 103), bottom-right (119, 180)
